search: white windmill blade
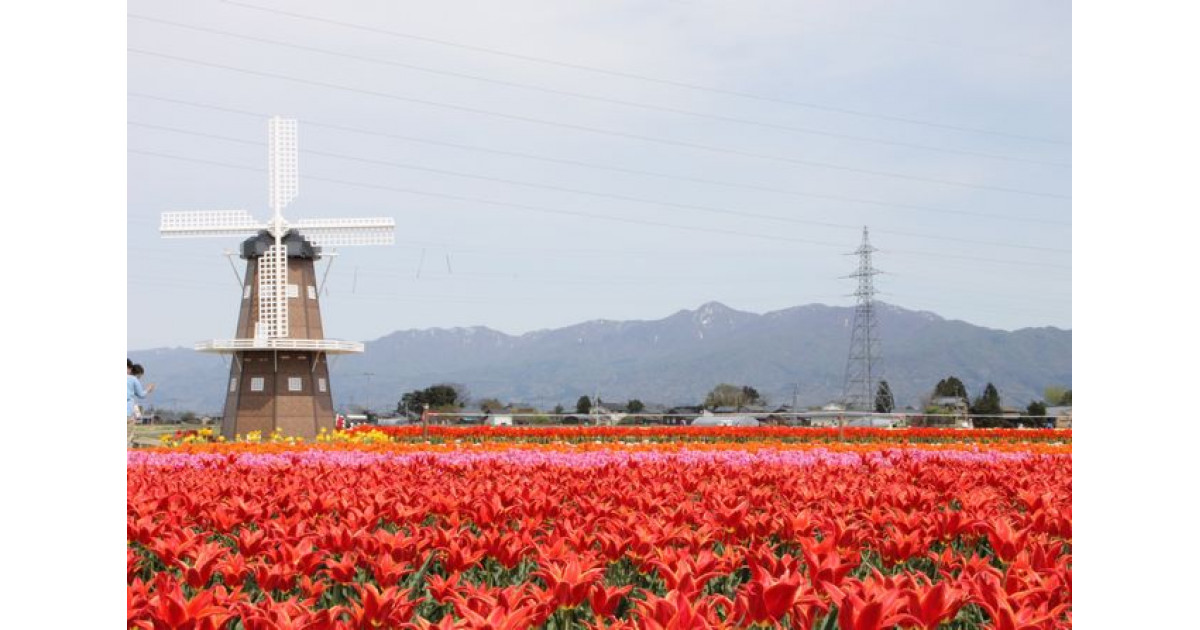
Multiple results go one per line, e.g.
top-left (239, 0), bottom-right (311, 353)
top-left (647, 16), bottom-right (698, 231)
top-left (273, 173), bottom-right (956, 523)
top-left (256, 243), bottom-right (290, 339)
top-left (293, 217), bottom-right (395, 247)
top-left (268, 116), bottom-right (299, 214)
top-left (160, 210), bottom-right (266, 238)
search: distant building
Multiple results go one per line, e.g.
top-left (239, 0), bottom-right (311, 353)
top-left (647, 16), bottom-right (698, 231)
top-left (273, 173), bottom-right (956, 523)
top-left (690, 411), bottom-right (760, 427)
top-left (665, 405), bottom-right (703, 425)
top-left (591, 409), bottom-right (626, 426)
top-left (1046, 406), bottom-right (1072, 428)
top-left (594, 402), bottom-right (627, 414)
top-left (712, 404), bottom-right (770, 414)
top-left (843, 415), bottom-right (900, 428)
top-left (930, 396), bottom-right (969, 410)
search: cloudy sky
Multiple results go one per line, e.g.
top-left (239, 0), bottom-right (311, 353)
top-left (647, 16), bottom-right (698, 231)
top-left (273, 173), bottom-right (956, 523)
top-left (127, 0), bottom-right (1071, 350)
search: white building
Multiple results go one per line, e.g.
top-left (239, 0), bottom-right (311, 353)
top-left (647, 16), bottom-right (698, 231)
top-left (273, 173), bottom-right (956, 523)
top-left (690, 411), bottom-right (760, 427)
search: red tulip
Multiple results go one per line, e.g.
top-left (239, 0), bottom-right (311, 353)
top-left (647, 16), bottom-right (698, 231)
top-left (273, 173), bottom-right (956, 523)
top-left (733, 568), bottom-right (810, 625)
top-left (903, 580), bottom-right (966, 628)
top-left (346, 583), bottom-right (419, 628)
top-left (634, 590), bottom-right (718, 630)
top-left (588, 583), bottom-right (631, 617)
top-left (178, 542), bottom-right (228, 590)
top-left (534, 558), bottom-right (605, 609)
top-left (427, 573), bottom-right (463, 603)
top-left (323, 552), bottom-right (359, 583)
top-left (987, 519), bottom-right (1032, 563)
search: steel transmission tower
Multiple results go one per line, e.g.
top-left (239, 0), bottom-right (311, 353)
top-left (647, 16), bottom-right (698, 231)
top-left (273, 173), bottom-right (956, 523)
top-left (841, 227), bottom-right (882, 411)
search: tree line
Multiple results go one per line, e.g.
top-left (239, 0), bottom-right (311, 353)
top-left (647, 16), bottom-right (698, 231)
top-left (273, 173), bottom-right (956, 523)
top-left (391, 377), bottom-right (1070, 426)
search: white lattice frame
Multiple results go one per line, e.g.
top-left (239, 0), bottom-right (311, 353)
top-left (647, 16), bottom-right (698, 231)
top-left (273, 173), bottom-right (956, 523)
top-left (268, 117), bottom-right (298, 212)
top-left (257, 244), bottom-right (289, 338)
top-left (195, 338), bottom-right (365, 353)
top-left (294, 217), bottom-right (396, 247)
top-left (160, 210), bottom-right (264, 238)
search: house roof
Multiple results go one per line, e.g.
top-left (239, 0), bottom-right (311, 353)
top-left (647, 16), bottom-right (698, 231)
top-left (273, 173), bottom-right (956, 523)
top-left (691, 415), bottom-right (760, 427)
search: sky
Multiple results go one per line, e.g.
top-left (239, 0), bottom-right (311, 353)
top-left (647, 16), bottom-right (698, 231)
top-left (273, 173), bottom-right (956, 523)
top-left (127, 0), bottom-right (1071, 350)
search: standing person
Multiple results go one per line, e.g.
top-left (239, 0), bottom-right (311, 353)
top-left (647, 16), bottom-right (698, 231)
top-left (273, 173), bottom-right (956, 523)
top-left (128, 359), bottom-right (155, 447)
top-left (131, 364), bottom-right (149, 424)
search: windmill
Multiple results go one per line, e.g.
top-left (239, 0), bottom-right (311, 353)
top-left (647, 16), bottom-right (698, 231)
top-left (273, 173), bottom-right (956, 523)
top-left (160, 116), bottom-right (395, 440)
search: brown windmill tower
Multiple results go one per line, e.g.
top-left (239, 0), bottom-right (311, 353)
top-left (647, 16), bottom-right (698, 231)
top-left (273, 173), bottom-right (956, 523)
top-left (160, 117), bottom-right (394, 440)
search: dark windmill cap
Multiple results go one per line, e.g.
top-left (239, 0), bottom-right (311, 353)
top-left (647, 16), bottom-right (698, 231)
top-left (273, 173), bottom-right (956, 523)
top-left (240, 230), bottom-right (321, 260)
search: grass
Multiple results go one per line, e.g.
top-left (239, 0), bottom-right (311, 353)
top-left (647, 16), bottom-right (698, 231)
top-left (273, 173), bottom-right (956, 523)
top-left (130, 420), bottom-right (212, 448)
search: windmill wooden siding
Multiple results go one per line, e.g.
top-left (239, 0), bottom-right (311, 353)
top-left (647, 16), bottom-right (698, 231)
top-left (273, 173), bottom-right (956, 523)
top-left (221, 253), bottom-right (335, 440)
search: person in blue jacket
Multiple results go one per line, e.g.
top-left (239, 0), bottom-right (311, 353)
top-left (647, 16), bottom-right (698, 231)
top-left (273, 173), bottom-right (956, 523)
top-left (128, 359), bottom-right (155, 447)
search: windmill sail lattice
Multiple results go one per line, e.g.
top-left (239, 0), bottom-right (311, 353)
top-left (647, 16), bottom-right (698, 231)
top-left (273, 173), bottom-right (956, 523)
top-left (159, 115), bottom-right (396, 439)
top-left (268, 117), bottom-right (298, 211)
top-left (256, 244), bottom-right (289, 339)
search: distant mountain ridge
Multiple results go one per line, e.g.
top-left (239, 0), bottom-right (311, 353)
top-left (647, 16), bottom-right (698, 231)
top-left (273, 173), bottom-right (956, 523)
top-left (130, 302), bottom-right (1071, 414)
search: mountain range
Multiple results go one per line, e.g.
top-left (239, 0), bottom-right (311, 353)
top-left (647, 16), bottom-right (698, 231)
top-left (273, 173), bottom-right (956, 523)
top-left (129, 301), bottom-right (1071, 414)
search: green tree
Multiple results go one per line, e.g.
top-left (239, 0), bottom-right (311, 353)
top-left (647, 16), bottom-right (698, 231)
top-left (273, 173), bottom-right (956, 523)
top-left (971, 382), bottom-right (1002, 416)
top-left (1044, 385), bottom-right (1071, 406)
top-left (1027, 400), bottom-right (1047, 418)
top-left (934, 376), bottom-right (969, 401)
top-left (399, 384), bottom-right (464, 413)
top-left (704, 384), bottom-right (761, 410)
top-left (478, 397), bottom-right (504, 413)
top-left (627, 399), bottom-right (645, 413)
top-left (576, 396), bottom-right (592, 415)
top-left (553, 404), bottom-right (564, 415)
top-left (874, 381), bottom-right (895, 413)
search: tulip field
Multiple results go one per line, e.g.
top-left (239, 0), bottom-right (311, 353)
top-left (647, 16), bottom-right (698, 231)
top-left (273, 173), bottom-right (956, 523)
top-left (128, 428), bottom-right (1071, 629)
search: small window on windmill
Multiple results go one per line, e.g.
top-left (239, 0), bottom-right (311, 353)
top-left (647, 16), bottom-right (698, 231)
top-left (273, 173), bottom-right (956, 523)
top-left (287, 284), bottom-right (299, 299)
top-left (250, 377), bottom-right (265, 392)
top-left (307, 285), bottom-right (317, 300)
top-left (243, 284), bottom-right (251, 300)
top-left (288, 377), bottom-right (303, 392)
top-left (318, 378), bottom-right (327, 393)
top-left (229, 378), bottom-right (237, 393)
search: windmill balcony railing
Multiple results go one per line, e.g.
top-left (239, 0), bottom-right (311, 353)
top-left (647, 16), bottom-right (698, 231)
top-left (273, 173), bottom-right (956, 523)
top-left (195, 338), bottom-right (365, 354)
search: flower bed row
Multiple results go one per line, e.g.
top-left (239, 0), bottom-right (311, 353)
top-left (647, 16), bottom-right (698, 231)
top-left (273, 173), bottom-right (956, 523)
top-left (348, 426), bottom-right (1071, 445)
top-left (154, 426), bottom-right (1072, 454)
top-left (128, 447), bottom-right (1070, 629)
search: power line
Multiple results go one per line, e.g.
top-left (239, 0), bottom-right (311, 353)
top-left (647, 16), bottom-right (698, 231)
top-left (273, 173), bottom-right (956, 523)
top-left (128, 147), bottom-right (1071, 271)
top-left (129, 93), bottom-right (1069, 226)
top-left (128, 275), bottom-right (1068, 322)
top-left (124, 239), bottom-right (1071, 293)
top-left (127, 147), bottom-right (857, 248)
top-left (125, 223), bottom-right (799, 260)
top-left (127, 214), bottom-right (1071, 274)
top-left (664, 0), bottom-right (1071, 65)
top-left (127, 13), bottom-right (1069, 169)
top-left (127, 48), bottom-right (1070, 200)
top-left (217, 0), bottom-right (1070, 146)
top-left (129, 120), bottom-right (1070, 254)
top-left (351, 266), bottom-right (1070, 301)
